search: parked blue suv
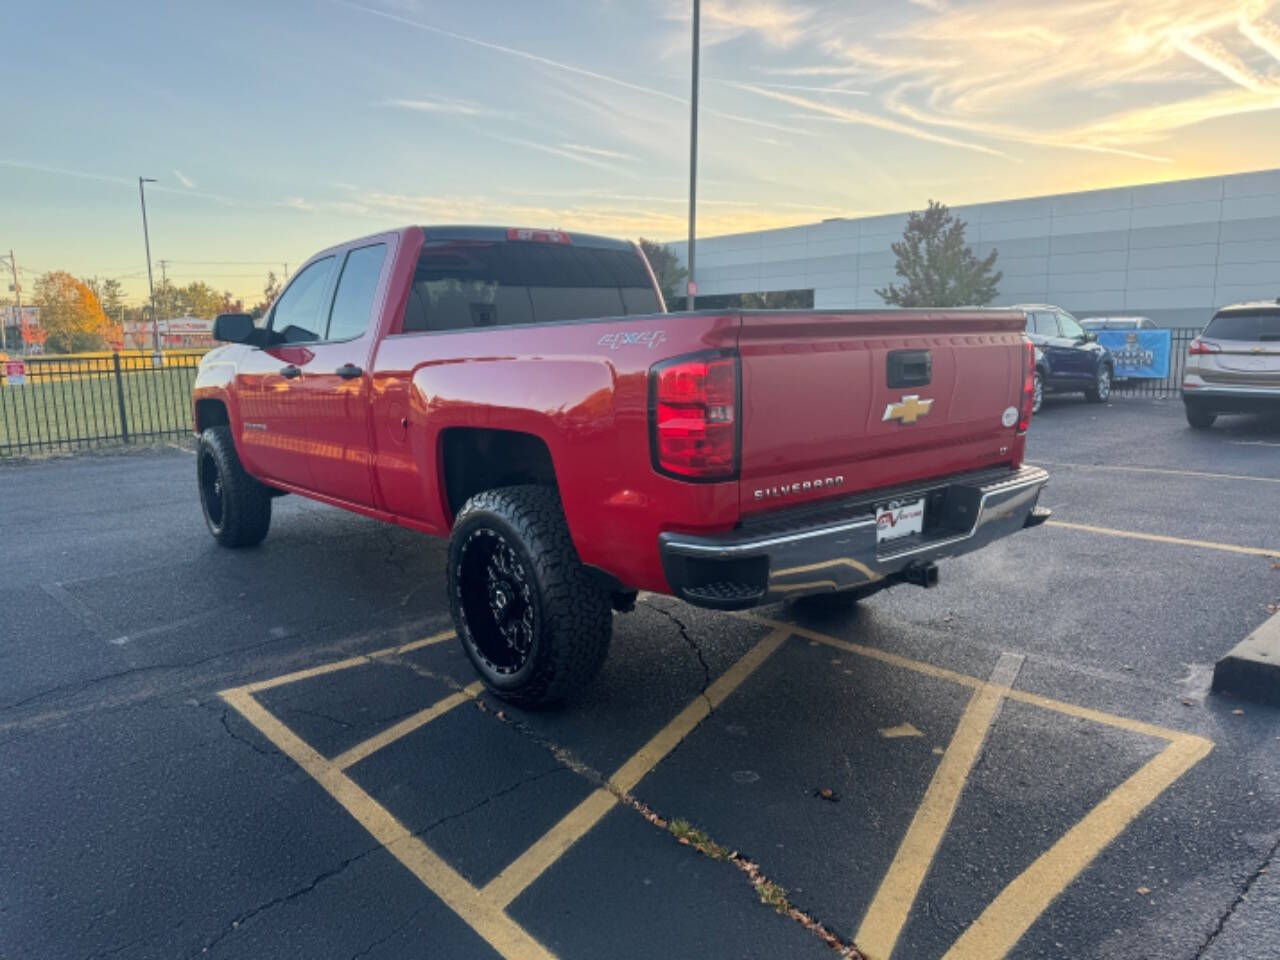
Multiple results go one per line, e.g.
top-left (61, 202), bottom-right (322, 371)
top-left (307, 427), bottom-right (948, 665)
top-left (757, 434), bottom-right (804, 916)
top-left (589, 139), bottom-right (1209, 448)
top-left (1016, 304), bottom-right (1115, 413)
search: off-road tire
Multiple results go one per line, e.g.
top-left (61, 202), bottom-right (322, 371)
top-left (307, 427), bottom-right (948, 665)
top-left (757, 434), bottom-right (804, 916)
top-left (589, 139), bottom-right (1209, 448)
top-left (1084, 365), bottom-right (1112, 403)
top-left (1184, 402), bottom-right (1217, 430)
top-left (197, 425), bottom-right (272, 547)
top-left (448, 485), bottom-right (611, 708)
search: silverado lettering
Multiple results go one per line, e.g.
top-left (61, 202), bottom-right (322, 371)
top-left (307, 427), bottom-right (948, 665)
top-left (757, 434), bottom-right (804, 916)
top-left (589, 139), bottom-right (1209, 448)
top-left (192, 225), bottom-right (1050, 707)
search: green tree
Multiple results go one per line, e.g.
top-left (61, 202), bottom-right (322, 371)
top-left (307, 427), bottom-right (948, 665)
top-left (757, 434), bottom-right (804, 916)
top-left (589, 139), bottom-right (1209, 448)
top-left (83, 276), bottom-right (125, 320)
top-left (638, 239), bottom-right (687, 307)
top-left (33, 271), bottom-right (115, 352)
top-left (876, 200), bottom-right (1001, 308)
top-left (251, 271), bottom-right (281, 318)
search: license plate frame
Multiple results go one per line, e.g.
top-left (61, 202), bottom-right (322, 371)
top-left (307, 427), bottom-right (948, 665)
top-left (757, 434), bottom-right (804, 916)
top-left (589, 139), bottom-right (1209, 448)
top-left (875, 498), bottom-right (926, 544)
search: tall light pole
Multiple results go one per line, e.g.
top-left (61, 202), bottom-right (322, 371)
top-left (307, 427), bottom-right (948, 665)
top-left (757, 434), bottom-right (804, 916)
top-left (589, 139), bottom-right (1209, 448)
top-left (138, 176), bottom-right (162, 366)
top-left (686, 0), bottom-right (700, 311)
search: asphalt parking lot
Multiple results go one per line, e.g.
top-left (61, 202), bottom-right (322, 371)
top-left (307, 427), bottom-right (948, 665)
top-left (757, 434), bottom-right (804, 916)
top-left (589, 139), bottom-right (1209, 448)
top-left (2, 397), bottom-right (1278, 960)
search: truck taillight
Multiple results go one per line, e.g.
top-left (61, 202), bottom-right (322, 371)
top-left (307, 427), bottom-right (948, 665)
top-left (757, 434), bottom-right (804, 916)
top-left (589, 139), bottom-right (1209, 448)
top-left (1188, 337), bottom-right (1220, 355)
top-left (650, 351), bottom-right (739, 480)
top-left (1018, 338), bottom-right (1035, 433)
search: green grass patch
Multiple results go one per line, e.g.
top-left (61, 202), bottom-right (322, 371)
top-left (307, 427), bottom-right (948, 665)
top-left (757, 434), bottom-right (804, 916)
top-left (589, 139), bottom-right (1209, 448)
top-left (0, 364), bottom-right (198, 454)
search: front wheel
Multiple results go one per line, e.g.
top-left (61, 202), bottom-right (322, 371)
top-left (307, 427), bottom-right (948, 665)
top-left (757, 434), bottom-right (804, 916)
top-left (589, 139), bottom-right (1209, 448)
top-left (197, 426), bottom-right (272, 547)
top-left (1032, 371), bottom-right (1044, 415)
top-left (1184, 402), bottom-right (1217, 429)
top-left (1085, 365), bottom-right (1112, 403)
top-left (448, 486), bottom-right (612, 708)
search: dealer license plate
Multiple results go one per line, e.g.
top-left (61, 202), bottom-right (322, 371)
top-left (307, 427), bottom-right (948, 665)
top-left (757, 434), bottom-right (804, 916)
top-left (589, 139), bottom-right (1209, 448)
top-left (876, 498), bottom-right (925, 543)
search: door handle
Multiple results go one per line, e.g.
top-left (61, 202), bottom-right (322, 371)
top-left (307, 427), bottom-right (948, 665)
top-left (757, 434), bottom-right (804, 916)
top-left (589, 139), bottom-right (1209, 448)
top-left (280, 364), bottom-right (301, 379)
top-left (335, 363), bottom-right (363, 380)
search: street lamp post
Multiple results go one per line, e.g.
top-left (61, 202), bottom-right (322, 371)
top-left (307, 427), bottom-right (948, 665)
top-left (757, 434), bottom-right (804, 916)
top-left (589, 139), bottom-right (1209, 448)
top-left (686, 0), bottom-right (700, 311)
top-left (138, 177), bottom-right (162, 366)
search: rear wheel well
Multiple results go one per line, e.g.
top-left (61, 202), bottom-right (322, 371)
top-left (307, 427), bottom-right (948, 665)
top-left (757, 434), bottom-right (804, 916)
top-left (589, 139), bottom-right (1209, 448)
top-left (195, 398), bottom-right (230, 433)
top-left (442, 428), bottom-right (557, 519)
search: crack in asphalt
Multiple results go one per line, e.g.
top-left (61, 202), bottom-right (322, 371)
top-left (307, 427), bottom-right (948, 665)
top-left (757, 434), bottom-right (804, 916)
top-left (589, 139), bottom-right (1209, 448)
top-left (647, 601), bottom-right (713, 695)
top-left (183, 843), bottom-right (384, 959)
top-left (1192, 833), bottom-right (1280, 959)
top-left (345, 902), bottom-right (435, 960)
top-left (179, 766), bottom-right (562, 958)
top-left (218, 708), bottom-right (274, 757)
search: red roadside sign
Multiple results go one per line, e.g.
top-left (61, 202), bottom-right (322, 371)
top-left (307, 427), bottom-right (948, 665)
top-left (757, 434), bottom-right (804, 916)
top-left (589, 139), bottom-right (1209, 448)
top-left (5, 359), bottom-right (26, 386)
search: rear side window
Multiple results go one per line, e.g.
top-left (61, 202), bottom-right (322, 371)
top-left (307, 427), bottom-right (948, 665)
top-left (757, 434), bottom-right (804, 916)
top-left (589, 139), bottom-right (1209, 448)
top-left (400, 241), bottom-right (662, 333)
top-left (1205, 310), bottom-right (1280, 341)
top-left (327, 243), bottom-right (387, 341)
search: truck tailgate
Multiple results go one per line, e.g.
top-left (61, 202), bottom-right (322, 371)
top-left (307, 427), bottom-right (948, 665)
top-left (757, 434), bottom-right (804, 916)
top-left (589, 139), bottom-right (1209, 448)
top-left (737, 311), bottom-right (1028, 516)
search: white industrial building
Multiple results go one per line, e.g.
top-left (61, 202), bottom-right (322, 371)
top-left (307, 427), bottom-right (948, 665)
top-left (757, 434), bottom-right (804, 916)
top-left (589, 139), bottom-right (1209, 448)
top-left (670, 168), bottom-right (1280, 328)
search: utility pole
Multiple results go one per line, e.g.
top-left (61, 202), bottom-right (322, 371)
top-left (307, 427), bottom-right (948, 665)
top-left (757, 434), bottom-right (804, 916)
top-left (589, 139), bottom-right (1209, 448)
top-left (2, 249), bottom-right (18, 352)
top-left (686, 0), bottom-right (700, 311)
top-left (158, 259), bottom-right (169, 324)
top-left (138, 177), bottom-right (162, 366)
top-left (283, 262), bottom-right (289, 281)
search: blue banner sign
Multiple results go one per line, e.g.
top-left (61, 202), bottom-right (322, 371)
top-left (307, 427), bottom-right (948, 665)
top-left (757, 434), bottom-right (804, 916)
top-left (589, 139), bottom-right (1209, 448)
top-left (1097, 329), bottom-right (1171, 379)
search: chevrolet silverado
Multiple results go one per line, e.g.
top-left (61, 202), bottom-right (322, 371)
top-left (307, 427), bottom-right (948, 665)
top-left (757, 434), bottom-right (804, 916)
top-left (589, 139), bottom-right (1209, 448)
top-left (193, 226), bottom-right (1049, 705)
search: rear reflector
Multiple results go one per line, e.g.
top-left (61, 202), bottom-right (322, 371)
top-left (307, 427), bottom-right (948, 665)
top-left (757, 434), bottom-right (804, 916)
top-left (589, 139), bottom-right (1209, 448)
top-left (1018, 338), bottom-right (1035, 433)
top-left (506, 228), bottom-right (571, 244)
top-left (650, 352), bottom-right (738, 480)
top-left (1188, 337), bottom-right (1220, 355)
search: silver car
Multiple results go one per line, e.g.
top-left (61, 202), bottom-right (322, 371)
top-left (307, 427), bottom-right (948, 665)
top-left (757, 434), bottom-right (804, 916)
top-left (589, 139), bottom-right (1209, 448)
top-left (1183, 301), bottom-right (1280, 429)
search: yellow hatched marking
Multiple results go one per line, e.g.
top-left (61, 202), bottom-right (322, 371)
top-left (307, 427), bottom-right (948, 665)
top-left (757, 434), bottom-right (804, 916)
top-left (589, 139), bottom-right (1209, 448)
top-left (745, 613), bottom-right (1214, 958)
top-left (481, 626), bottom-right (790, 909)
top-left (943, 734), bottom-right (1213, 960)
top-left (333, 682), bottom-right (485, 770)
top-left (1046, 520), bottom-right (1279, 559)
top-left (220, 687), bottom-right (556, 960)
top-left (856, 653), bottom-right (1021, 960)
top-left (239, 629), bottom-right (455, 694)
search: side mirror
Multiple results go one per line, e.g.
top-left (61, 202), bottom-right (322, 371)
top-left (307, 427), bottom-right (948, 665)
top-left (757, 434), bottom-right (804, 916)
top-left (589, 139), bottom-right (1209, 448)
top-left (214, 313), bottom-right (255, 344)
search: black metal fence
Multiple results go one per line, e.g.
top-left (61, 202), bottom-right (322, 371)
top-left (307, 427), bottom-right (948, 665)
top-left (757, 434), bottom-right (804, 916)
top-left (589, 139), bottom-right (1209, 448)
top-left (0, 352), bottom-right (202, 456)
top-left (1108, 326), bottom-right (1201, 398)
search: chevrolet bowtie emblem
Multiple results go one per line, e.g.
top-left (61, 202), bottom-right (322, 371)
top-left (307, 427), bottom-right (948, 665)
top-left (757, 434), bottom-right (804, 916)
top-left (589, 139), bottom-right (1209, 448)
top-left (883, 394), bottom-right (934, 425)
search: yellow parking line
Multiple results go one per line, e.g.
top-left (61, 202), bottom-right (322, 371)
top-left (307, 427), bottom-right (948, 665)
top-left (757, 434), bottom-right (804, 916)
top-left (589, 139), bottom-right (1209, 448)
top-left (856, 653), bottom-right (1022, 960)
top-left (1031, 460), bottom-right (1280, 485)
top-left (1046, 520), bottom-right (1280, 559)
top-left (480, 626), bottom-right (791, 910)
top-left (746, 614), bottom-right (986, 692)
top-left (236, 629), bottom-right (455, 694)
top-left (221, 687), bottom-right (556, 960)
top-left (333, 682), bottom-right (485, 770)
top-left (943, 733), bottom-right (1213, 960)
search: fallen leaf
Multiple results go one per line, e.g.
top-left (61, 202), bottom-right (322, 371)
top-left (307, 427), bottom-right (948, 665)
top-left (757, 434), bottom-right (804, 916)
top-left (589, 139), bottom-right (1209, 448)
top-left (496, 711), bottom-right (507, 721)
top-left (814, 787), bottom-right (840, 803)
top-left (1137, 886), bottom-right (1151, 896)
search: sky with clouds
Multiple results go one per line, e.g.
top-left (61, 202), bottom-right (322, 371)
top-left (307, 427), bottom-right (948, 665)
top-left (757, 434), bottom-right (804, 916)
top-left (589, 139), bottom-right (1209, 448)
top-left (3, 0), bottom-right (1280, 304)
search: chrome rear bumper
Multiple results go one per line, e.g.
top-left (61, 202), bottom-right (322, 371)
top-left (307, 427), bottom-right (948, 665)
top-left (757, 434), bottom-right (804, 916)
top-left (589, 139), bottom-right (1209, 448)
top-left (659, 464), bottom-right (1050, 610)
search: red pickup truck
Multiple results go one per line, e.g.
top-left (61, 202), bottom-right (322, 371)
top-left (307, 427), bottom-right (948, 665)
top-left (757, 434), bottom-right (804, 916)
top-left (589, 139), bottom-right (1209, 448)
top-left (193, 226), bottom-right (1049, 705)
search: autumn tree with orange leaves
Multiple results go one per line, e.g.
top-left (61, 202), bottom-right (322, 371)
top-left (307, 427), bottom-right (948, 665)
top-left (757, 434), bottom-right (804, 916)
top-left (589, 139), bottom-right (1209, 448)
top-left (33, 271), bottom-right (120, 352)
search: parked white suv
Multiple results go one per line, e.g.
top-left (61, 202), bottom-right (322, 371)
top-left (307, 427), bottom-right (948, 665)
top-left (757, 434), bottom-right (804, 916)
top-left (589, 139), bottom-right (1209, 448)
top-left (1183, 301), bottom-right (1280, 429)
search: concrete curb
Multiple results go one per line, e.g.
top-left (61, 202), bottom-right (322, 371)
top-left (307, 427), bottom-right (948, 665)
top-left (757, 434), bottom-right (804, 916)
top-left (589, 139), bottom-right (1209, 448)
top-left (1212, 612), bottom-right (1280, 707)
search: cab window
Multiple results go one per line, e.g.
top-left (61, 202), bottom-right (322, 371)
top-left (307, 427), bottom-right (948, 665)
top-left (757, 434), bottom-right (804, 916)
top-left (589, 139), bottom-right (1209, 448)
top-left (1057, 312), bottom-right (1085, 340)
top-left (326, 244), bottom-right (387, 341)
top-left (270, 257), bottom-right (336, 343)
